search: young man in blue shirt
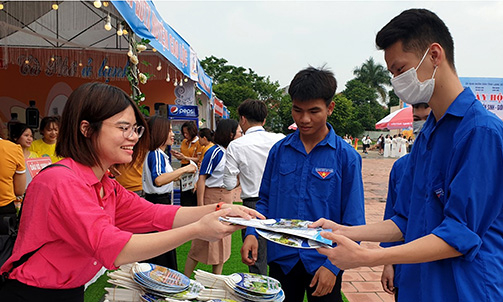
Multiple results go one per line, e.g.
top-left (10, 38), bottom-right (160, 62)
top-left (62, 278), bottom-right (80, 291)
top-left (241, 67), bottom-right (365, 301)
top-left (315, 9), bottom-right (503, 302)
top-left (380, 103), bottom-right (431, 301)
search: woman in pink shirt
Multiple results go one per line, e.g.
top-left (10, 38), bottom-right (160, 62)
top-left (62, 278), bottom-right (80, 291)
top-left (0, 82), bottom-right (262, 302)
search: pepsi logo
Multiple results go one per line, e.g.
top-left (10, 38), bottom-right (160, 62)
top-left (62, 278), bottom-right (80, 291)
top-left (170, 106), bottom-right (178, 114)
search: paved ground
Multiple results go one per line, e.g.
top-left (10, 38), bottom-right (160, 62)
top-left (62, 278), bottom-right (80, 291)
top-left (342, 150), bottom-right (398, 302)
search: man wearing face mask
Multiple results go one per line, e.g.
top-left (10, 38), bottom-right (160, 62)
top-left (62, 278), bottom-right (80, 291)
top-left (313, 8), bottom-right (503, 302)
top-left (380, 102), bottom-right (431, 301)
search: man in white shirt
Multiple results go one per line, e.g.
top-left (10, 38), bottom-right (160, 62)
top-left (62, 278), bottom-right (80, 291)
top-left (224, 99), bottom-right (285, 275)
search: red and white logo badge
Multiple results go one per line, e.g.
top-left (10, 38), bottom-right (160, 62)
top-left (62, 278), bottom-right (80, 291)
top-left (170, 106), bottom-right (179, 114)
top-left (315, 168), bottom-right (333, 179)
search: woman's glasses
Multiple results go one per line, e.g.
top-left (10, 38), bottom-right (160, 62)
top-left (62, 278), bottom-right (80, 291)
top-left (117, 124), bottom-right (145, 138)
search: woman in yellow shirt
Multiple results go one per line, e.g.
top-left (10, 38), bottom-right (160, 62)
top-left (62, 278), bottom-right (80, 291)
top-left (171, 121), bottom-right (202, 207)
top-left (29, 116), bottom-right (62, 163)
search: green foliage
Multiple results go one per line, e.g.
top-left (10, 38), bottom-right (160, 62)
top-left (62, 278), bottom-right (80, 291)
top-left (353, 57), bottom-right (391, 103)
top-left (201, 56), bottom-right (287, 132)
top-left (388, 89), bottom-right (399, 108)
top-left (328, 94), bottom-right (363, 137)
top-left (343, 79), bottom-right (378, 106)
top-left (342, 79), bottom-right (388, 132)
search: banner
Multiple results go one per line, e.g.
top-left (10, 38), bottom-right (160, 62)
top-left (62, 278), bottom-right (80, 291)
top-left (460, 77), bottom-right (503, 120)
top-left (112, 0), bottom-right (192, 78)
top-left (196, 60), bottom-right (213, 99)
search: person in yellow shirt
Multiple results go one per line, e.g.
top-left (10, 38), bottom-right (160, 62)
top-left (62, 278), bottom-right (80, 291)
top-left (0, 135), bottom-right (26, 230)
top-left (29, 116), bottom-right (62, 163)
top-left (171, 121), bottom-right (202, 207)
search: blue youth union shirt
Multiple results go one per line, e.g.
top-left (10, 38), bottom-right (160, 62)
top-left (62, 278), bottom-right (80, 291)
top-left (391, 88), bottom-right (503, 302)
top-left (247, 123), bottom-right (365, 276)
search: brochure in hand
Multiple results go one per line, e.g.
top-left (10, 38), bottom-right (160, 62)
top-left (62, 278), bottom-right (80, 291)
top-left (219, 217), bottom-right (333, 248)
top-left (180, 160), bottom-right (198, 192)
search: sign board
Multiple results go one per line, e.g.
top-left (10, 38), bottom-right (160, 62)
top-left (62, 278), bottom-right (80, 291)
top-left (25, 157), bottom-right (53, 178)
top-left (168, 105), bottom-right (198, 118)
top-left (460, 77), bottom-right (503, 120)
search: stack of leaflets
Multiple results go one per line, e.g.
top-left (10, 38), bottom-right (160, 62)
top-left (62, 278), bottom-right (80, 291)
top-left (105, 263), bottom-right (204, 302)
top-left (131, 263), bottom-right (191, 297)
top-left (195, 270), bottom-right (284, 302)
top-left (219, 218), bottom-right (333, 249)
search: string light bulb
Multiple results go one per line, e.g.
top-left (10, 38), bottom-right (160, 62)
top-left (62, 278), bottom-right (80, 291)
top-left (166, 72), bottom-right (170, 82)
top-left (24, 59), bottom-right (29, 64)
top-left (156, 62), bottom-right (162, 71)
top-left (117, 23), bottom-right (123, 36)
top-left (104, 14), bottom-right (112, 31)
top-left (52, 3), bottom-right (59, 10)
top-left (102, 1), bottom-right (109, 7)
top-left (0, 4), bottom-right (4, 10)
top-left (152, 48), bottom-right (157, 52)
top-left (174, 78), bottom-right (178, 86)
top-left (179, 76), bottom-right (183, 87)
top-left (184, 77), bottom-right (188, 82)
top-left (93, 0), bottom-right (102, 8)
top-left (122, 28), bottom-right (128, 35)
top-left (50, 56), bottom-right (55, 62)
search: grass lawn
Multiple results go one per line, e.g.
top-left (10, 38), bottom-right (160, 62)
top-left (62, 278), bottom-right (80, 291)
top-left (85, 232), bottom-right (349, 302)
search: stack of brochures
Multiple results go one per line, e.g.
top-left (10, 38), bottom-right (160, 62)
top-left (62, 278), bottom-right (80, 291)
top-left (106, 263), bottom-right (204, 302)
top-left (219, 217), bottom-right (333, 249)
top-left (195, 270), bottom-right (285, 302)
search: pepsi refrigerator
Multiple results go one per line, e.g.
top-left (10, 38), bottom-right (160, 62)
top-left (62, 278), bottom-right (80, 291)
top-left (167, 105), bottom-right (199, 205)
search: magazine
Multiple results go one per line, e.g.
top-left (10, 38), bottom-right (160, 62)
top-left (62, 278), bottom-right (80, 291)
top-left (219, 218), bottom-right (333, 248)
top-left (180, 160), bottom-right (198, 192)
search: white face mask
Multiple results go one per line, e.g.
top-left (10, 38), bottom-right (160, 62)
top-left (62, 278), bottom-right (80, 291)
top-left (391, 49), bottom-right (437, 105)
top-left (413, 120), bottom-right (426, 135)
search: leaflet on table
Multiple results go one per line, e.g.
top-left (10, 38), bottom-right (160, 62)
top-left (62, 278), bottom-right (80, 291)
top-left (180, 160), bottom-right (199, 192)
top-left (219, 217), bottom-right (332, 246)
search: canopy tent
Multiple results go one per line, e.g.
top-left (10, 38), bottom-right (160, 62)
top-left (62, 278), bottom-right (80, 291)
top-left (375, 106), bottom-right (412, 130)
top-left (0, 0), bottom-right (212, 97)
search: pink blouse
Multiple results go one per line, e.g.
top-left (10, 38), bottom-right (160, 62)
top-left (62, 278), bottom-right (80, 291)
top-left (0, 158), bottom-right (180, 289)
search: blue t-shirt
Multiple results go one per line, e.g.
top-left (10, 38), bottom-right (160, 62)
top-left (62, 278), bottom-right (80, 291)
top-left (380, 154), bottom-right (409, 288)
top-left (142, 148), bottom-right (173, 194)
top-left (246, 124), bottom-right (365, 276)
top-left (391, 88), bottom-right (503, 302)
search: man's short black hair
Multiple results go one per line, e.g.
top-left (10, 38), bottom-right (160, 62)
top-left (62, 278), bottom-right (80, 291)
top-left (412, 103), bottom-right (429, 109)
top-left (288, 66), bottom-right (337, 106)
top-left (376, 8), bottom-right (455, 69)
top-left (237, 99), bottom-right (268, 124)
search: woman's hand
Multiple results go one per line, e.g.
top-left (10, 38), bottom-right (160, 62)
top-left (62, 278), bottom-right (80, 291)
top-left (171, 150), bottom-right (184, 160)
top-left (183, 164), bottom-right (197, 174)
top-left (194, 209), bottom-right (244, 242)
top-left (220, 204), bottom-right (266, 220)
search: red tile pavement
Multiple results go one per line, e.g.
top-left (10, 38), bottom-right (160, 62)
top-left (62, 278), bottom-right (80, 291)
top-left (342, 150), bottom-right (398, 302)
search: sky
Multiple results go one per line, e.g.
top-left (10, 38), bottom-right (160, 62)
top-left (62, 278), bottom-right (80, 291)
top-left (154, 1), bottom-right (503, 90)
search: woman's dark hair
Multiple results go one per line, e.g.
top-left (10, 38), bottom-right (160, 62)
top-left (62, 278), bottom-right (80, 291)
top-left (147, 115), bottom-right (171, 151)
top-left (181, 121), bottom-right (198, 140)
top-left (198, 128), bottom-right (214, 143)
top-left (214, 119), bottom-right (238, 148)
top-left (56, 82), bottom-right (149, 168)
top-left (40, 115), bottom-right (60, 133)
top-left (9, 123), bottom-right (33, 143)
top-left (288, 66), bottom-right (337, 106)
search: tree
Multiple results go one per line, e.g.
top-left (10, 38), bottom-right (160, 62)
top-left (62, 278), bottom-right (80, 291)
top-left (353, 57), bottom-right (391, 104)
top-left (328, 94), bottom-right (362, 137)
top-left (200, 56), bottom-right (286, 132)
top-left (388, 89), bottom-right (399, 108)
top-left (342, 79), bottom-right (388, 132)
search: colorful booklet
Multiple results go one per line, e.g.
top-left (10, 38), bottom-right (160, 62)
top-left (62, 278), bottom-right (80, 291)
top-left (219, 218), bottom-right (333, 248)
